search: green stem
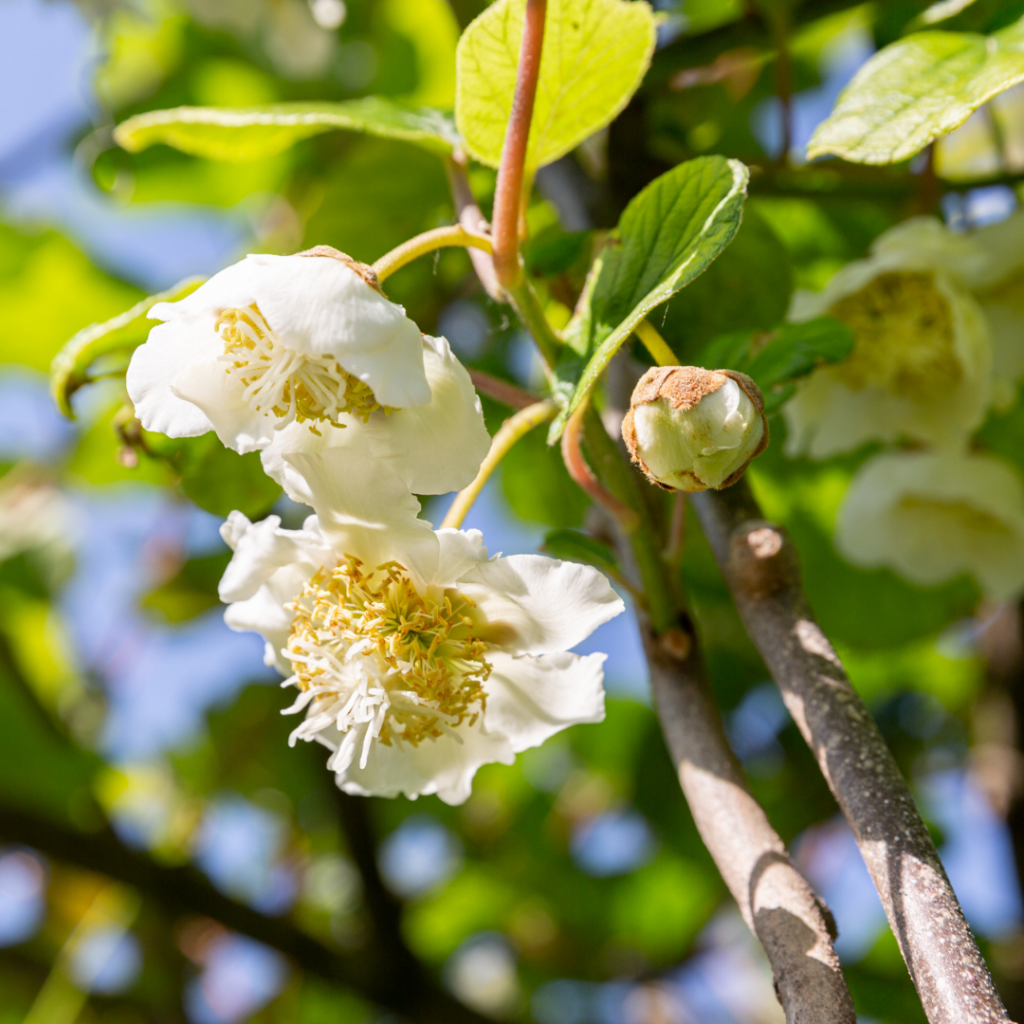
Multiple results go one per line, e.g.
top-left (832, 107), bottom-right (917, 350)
top-left (506, 276), bottom-right (561, 368)
top-left (580, 408), bottom-right (678, 632)
top-left (372, 225), bottom-right (493, 283)
top-left (635, 319), bottom-right (678, 368)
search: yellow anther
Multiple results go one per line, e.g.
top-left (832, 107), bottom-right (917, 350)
top-left (287, 557), bottom-right (490, 748)
top-left (217, 304), bottom-right (391, 427)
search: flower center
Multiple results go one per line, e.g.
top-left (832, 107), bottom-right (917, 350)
top-left (217, 304), bottom-right (387, 432)
top-left (828, 271), bottom-right (963, 397)
top-left (282, 557), bottom-right (491, 771)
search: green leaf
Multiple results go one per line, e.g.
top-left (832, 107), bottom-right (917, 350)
top-left (807, 16), bottom-right (1024, 164)
top-left (172, 435), bottom-right (282, 520)
top-left (657, 207), bottom-right (792, 360)
top-left (502, 428), bottom-right (590, 528)
top-left (542, 528), bottom-right (622, 580)
top-left (114, 98), bottom-right (460, 161)
top-left (455, 0), bottom-right (656, 169)
top-left (50, 277), bottom-right (204, 418)
top-left (548, 156), bottom-right (749, 442)
top-left (699, 317), bottom-right (855, 412)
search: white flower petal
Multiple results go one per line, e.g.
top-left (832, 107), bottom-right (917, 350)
top-left (283, 448), bottom-right (440, 585)
top-left (837, 450), bottom-right (1024, 601)
top-left (218, 514), bottom-right (331, 603)
top-left (259, 417), bottom-right (374, 501)
top-left (317, 719), bottom-right (515, 805)
top-left (459, 554), bottom-right (625, 655)
top-left (483, 651), bottom-right (606, 753)
top-left (126, 318), bottom-right (219, 438)
top-left (220, 511), bottom-right (252, 551)
top-left (148, 259), bottom-right (261, 322)
top-left (433, 528), bottom-right (491, 588)
top-left (241, 254), bottom-right (430, 407)
top-left (171, 360), bottom-right (271, 455)
top-left (258, 335), bottom-right (490, 497)
top-left (358, 335), bottom-right (490, 493)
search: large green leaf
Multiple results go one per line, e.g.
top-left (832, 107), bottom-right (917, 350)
top-left (51, 277), bottom-right (204, 417)
top-left (455, 0), bottom-right (656, 169)
top-left (808, 16), bottom-right (1024, 164)
top-left (114, 98), bottom-right (460, 161)
top-left (548, 156), bottom-right (749, 442)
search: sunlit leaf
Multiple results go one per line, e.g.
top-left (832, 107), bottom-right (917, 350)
top-left (114, 99), bottom-right (460, 161)
top-left (807, 16), bottom-right (1024, 164)
top-left (549, 157), bottom-right (749, 442)
top-left (455, 0), bottom-right (656, 169)
top-left (51, 277), bottom-right (203, 418)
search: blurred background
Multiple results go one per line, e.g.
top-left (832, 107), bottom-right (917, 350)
top-left (4, 1), bottom-right (1024, 1022)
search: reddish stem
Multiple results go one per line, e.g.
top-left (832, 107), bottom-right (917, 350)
top-left (491, 0), bottom-right (546, 290)
top-left (561, 405), bottom-right (640, 532)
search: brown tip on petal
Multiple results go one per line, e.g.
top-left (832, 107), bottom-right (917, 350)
top-left (297, 245), bottom-right (385, 296)
top-left (630, 365), bottom-right (727, 412)
top-left (621, 406), bottom-right (675, 490)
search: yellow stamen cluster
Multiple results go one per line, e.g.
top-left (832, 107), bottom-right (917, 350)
top-left (217, 304), bottom-right (387, 432)
top-left (287, 557), bottom-right (490, 748)
top-left (829, 271), bottom-right (963, 396)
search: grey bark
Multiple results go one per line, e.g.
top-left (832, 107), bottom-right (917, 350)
top-left (642, 619), bottom-right (857, 1024)
top-left (692, 480), bottom-right (1012, 1024)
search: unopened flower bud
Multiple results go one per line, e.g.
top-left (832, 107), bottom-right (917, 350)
top-left (621, 366), bottom-right (768, 492)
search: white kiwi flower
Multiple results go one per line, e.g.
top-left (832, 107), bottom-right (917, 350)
top-left (836, 449), bottom-right (1024, 601)
top-left (126, 247), bottom-right (491, 497)
top-left (218, 447), bottom-right (625, 805)
top-left (783, 218), bottom-right (993, 459)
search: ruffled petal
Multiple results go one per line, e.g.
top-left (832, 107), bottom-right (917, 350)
top-left (218, 514), bottom-right (331, 603)
top-left (483, 651), bottom-right (606, 752)
top-left (458, 554), bottom-right (625, 655)
top-left (315, 719), bottom-right (515, 805)
top-left (433, 528), bottom-right (491, 588)
top-left (126, 317), bottom-right (220, 438)
top-left (258, 417), bottom-right (374, 502)
top-left (358, 335), bottom-right (490, 493)
top-left (283, 448), bottom-right (440, 586)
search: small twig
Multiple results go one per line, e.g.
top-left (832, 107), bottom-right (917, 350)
top-left (561, 403), bottom-right (640, 534)
top-left (468, 368), bottom-right (539, 410)
top-left (445, 156), bottom-right (502, 300)
top-left (692, 480), bottom-right (1012, 1024)
top-left (643, 617), bottom-right (856, 1024)
top-left (442, 399), bottom-right (556, 529)
top-left (491, 0), bottom-right (546, 289)
top-left (505, 275), bottom-right (561, 367)
top-left (372, 224), bottom-right (493, 283)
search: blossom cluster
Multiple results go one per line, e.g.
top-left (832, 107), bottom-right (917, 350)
top-left (127, 248), bottom-right (623, 804)
top-left (784, 213), bottom-right (1024, 601)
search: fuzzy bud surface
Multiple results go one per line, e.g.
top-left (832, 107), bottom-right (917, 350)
top-left (621, 366), bottom-right (768, 492)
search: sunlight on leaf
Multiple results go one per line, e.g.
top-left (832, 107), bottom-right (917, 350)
top-left (455, 0), bottom-right (656, 169)
top-left (808, 15), bottom-right (1024, 164)
top-left (115, 99), bottom-right (460, 161)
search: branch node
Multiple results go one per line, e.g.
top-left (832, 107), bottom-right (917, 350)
top-left (729, 520), bottom-right (799, 599)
